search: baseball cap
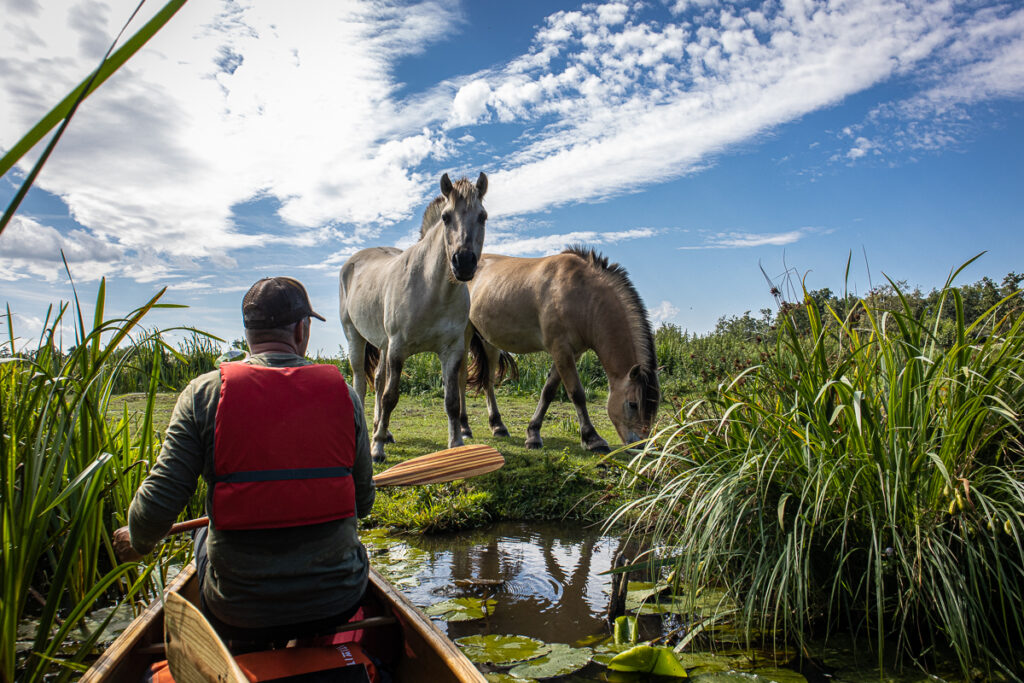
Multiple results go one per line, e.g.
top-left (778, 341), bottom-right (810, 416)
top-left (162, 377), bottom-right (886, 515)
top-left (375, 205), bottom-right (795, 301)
top-left (242, 277), bottom-right (326, 329)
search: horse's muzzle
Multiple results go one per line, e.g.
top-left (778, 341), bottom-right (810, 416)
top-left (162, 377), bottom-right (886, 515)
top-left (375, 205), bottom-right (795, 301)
top-left (451, 250), bottom-right (478, 281)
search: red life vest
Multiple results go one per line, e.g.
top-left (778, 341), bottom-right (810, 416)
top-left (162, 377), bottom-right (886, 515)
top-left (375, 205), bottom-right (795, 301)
top-left (212, 363), bottom-right (357, 530)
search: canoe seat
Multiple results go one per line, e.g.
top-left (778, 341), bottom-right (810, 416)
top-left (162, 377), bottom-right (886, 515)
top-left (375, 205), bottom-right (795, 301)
top-left (160, 592), bottom-right (380, 683)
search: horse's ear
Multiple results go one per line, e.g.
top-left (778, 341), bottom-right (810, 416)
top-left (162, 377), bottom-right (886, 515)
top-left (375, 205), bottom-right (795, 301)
top-left (475, 172), bottom-right (488, 199)
top-left (628, 364), bottom-right (642, 381)
top-left (440, 173), bottom-right (454, 197)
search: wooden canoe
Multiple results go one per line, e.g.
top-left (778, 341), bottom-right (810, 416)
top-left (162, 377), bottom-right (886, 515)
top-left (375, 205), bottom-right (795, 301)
top-left (80, 563), bottom-right (485, 683)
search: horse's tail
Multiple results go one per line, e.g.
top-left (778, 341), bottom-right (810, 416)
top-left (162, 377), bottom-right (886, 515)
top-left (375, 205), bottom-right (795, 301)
top-left (467, 330), bottom-right (519, 391)
top-left (466, 331), bottom-right (488, 392)
top-left (496, 349), bottom-right (519, 385)
top-left (364, 343), bottom-right (381, 384)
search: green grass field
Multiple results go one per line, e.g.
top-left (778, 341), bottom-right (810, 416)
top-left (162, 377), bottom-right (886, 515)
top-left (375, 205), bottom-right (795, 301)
top-left (113, 389), bottom-right (637, 532)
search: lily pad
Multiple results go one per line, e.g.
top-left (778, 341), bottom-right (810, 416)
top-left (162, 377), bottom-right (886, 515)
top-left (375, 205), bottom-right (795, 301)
top-left (485, 674), bottom-right (535, 683)
top-left (689, 669), bottom-right (807, 682)
top-left (423, 597), bottom-right (497, 622)
top-left (609, 644), bottom-right (689, 678)
top-left (455, 634), bottom-right (552, 666)
top-left (508, 643), bottom-right (593, 680)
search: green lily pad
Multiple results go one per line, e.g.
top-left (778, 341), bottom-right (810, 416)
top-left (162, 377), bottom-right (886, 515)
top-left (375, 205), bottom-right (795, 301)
top-left (423, 597), bottom-right (497, 622)
top-left (485, 674), bottom-right (535, 683)
top-left (455, 634), bottom-right (551, 666)
top-left (609, 644), bottom-right (689, 678)
top-left (508, 643), bottom-right (592, 680)
top-left (689, 669), bottom-right (807, 682)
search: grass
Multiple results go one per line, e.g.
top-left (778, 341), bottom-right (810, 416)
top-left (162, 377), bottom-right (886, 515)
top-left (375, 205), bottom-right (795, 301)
top-left (124, 390), bottom-right (633, 533)
top-left (609, 259), bottom-right (1024, 679)
top-left (2, 281), bottom-right (203, 683)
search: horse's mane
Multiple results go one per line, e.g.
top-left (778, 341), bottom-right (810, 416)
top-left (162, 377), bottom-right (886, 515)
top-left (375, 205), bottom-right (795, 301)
top-left (420, 178), bottom-right (481, 240)
top-left (563, 245), bottom-right (660, 422)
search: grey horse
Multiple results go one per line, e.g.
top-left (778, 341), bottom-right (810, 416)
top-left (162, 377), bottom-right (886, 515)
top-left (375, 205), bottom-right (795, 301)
top-left (339, 172), bottom-right (488, 462)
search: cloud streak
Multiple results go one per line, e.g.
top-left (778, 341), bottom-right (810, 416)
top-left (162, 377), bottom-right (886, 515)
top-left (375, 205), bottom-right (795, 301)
top-left (1, 0), bottom-right (1022, 285)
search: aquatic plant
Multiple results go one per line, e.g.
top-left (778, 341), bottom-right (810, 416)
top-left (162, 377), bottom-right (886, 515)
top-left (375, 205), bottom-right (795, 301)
top-left (609, 256), bottom-right (1024, 678)
top-left (1, 281), bottom-right (199, 683)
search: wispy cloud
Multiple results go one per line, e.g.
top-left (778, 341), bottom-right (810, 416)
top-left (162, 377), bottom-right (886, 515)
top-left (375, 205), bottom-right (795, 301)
top-left (2, 0), bottom-right (1022, 285)
top-left (488, 227), bottom-right (658, 256)
top-left (679, 229), bottom-right (814, 250)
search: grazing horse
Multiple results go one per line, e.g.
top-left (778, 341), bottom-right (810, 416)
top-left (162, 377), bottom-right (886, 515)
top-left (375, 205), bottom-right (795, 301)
top-left (461, 246), bottom-right (660, 453)
top-left (340, 172), bottom-right (488, 462)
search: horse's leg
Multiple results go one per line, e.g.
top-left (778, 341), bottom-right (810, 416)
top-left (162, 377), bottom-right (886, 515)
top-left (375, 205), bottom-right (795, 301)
top-left (483, 345), bottom-right (510, 438)
top-left (525, 365), bottom-right (561, 450)
top-left (550, 348), bottom-right (611, 454)
top-left (371, 348), bottom-right (404, 463)
top-left (346, 336), bottom-right (368, 406)
top-left (441, 344), bottom-right (466, 449)
top-left (458, 328), bottom-right (473, 438)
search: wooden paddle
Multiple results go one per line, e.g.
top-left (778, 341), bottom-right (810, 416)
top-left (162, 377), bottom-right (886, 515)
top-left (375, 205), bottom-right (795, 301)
top-left (164, 444), bottom-right (504, 536)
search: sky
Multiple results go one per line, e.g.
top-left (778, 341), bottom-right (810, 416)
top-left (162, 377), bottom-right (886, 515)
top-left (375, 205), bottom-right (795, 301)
top-left (1, 0), bottom-right (1022, 356)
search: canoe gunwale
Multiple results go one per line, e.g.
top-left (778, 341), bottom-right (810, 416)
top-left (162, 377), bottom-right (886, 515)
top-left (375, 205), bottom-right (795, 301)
top-left (80, 564), bottom-right (485, 683)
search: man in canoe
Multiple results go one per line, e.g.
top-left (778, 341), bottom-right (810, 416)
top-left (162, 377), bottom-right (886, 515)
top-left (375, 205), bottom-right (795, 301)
top-left (114, 276), bottom-right (375, 647)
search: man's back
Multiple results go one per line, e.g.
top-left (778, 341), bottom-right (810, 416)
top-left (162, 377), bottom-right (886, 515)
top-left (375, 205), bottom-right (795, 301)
top-left (128, 352), bottom-right (374, 629)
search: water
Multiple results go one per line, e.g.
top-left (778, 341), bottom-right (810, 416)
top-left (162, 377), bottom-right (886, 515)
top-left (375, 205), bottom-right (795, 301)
top-left (363, 523), bottom-right (965, 682)
top-left (379, 521), bottom-right (620, 645)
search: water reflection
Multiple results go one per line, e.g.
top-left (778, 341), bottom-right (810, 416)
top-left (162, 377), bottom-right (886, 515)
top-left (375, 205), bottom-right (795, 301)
top-left (378, 521), bottom-right (619, 646)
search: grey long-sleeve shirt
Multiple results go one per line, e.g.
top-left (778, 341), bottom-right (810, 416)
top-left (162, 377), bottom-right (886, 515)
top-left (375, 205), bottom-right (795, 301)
top-left (128, 352), bottom-right (375, 627)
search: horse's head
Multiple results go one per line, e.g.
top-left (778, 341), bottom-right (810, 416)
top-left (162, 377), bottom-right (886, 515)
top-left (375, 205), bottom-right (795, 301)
top-left (437, 172), bottom-right (488, 281)
top-left (607, 363), bottom-right (660, 446)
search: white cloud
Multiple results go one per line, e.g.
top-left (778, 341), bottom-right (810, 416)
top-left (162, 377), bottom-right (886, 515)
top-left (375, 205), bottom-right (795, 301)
top-left (449, 79), bottom-right (492, 127)
top-left (472, 1), bottom-right (1024, 215)
top-left (2, 0), bottom-right (1022, 289)
top-left (649, 300), bottom-right (680, 323)
top-left (679, 229), bottom-right (810, 250)
top-left (0, 0), bottom-right (462, 275)
top-left (487, 227), bottom-right (657, 256)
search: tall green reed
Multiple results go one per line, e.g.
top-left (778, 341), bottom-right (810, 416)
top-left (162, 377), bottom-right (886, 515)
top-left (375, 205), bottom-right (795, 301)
top-left (609, 258), bottom-right (1024, 678)
top-left (1, 280), bottom-right (200, 683)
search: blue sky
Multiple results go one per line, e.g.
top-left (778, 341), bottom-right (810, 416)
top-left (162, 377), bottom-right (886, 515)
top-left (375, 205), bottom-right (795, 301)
top-left (1, 0), bottom-right (1022, 356)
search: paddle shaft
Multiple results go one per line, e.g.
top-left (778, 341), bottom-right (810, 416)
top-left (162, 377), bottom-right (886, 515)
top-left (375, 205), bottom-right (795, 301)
top-left (163, 444), bottom-right (502, 537)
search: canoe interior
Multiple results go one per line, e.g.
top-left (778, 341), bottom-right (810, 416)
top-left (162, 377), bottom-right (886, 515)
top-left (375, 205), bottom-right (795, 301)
top-left (81, 564), bottom-right (484, 683)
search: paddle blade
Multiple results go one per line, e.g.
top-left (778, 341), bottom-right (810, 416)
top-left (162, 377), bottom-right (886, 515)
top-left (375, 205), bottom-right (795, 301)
top-left (165, 592), bottom-right (247, 683)
top-left (372, 444), bottom-right (504, 487)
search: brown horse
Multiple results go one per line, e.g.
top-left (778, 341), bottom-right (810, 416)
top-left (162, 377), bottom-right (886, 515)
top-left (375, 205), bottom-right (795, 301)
top-left (460, 246), bottom-right (659, 453)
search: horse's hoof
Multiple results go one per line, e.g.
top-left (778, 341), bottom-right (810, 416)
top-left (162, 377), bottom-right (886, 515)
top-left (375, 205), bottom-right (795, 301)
top-left (384, 432), bottom-right (395, 444)
top-left (492, 427), bottom-right (510, 438)
top-left (461, 427), bottom-right (474, 438)
top-left (584, 438), bottom-right (611, 454)
top-left (525, 439), bottom-right (543, 450)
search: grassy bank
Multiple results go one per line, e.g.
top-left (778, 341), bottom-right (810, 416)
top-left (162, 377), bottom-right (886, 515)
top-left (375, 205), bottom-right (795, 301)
top-left (120, 391), bottom-right (631, 533)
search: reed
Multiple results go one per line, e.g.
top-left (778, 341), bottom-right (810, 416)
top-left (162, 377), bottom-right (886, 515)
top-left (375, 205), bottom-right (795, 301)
top-left (1, 281), bottom-right (198, 683)
top-left (609, 258), bottom-right (1024, 678)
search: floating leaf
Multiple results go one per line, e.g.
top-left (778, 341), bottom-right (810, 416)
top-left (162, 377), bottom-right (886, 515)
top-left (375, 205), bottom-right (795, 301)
top-left (485, 674), bottom-right (535, 683)
top-left (614, 615), bottom-right (639, 646)
top-left (608, 644), bottom-right (689, 678)
top-left (508, 643), bottom-right (592, 680)
top-left (455, 634), bottom-right (551, 666)
top-left (423, 597), bottom-right (496, 622)
top-left (687, 670), bottom-right (807, 682)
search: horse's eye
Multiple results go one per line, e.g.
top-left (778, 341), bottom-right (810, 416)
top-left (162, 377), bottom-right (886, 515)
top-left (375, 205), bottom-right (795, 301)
top-left (442, 212), bottom-right (452, 225)
top-left (628, 401), bottom-right (639, 411)
top-left (478, 211), bottom-right (487, 224)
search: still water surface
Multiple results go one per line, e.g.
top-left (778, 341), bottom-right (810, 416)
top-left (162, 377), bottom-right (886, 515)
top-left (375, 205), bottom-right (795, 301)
top-left (365, 522), bottom-right (963, 682)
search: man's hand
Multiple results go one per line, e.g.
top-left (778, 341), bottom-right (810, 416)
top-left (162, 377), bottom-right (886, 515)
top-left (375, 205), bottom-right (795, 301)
top-left (112, 526), bottom-right (143, 562)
